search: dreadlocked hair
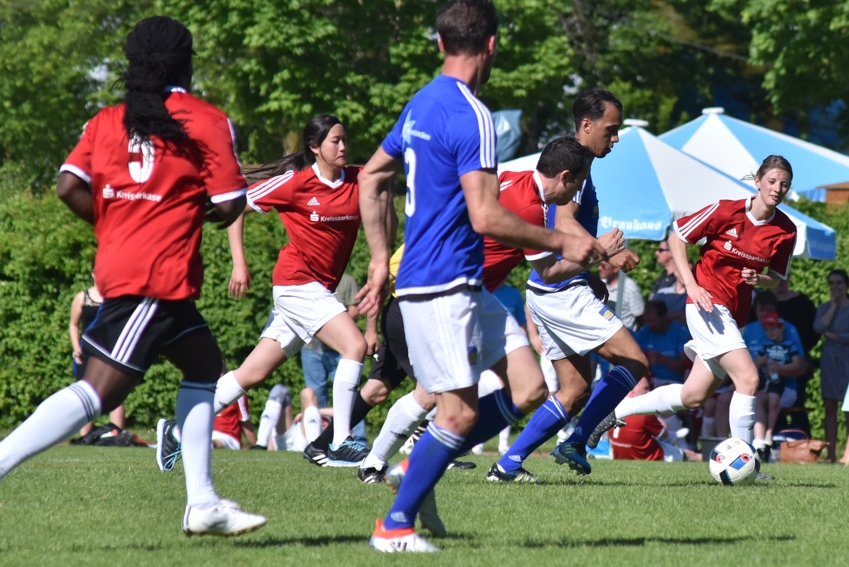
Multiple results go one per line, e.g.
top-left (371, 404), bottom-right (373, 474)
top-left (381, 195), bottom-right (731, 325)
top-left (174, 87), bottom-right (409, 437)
top-left (248, 115), bottom-right (342, 181)
top-left (121, 16), bottom-right (194, 144)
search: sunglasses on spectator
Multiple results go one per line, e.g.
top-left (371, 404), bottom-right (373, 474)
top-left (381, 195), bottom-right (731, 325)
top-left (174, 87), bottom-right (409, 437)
top-left (656, 247), bottom-right (670, 252)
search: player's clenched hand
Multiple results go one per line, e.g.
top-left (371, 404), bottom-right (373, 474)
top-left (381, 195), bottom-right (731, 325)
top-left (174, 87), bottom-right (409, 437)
top-left (229, 264), bottom-right (252, 299)
top-left (740, 268), bottom-right (759, 287)
top-left (598, 228), bottom-right (625, 258)
top-left (687, 283), bottom-right (713, 312)
top-left (609, 249), bottom-right (640, 273)
top-left (560, 234), bottom-right (606, 267)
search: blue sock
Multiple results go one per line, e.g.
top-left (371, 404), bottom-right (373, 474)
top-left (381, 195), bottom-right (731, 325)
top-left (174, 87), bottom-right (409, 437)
top-left (497, 395), bottom-right (569, 473)
top-left (566, 366), bottom-right (637, 446)
top-left (457, 389), bottom-right (524, 455)
top-left (383, 422), bottom-right (463, 530)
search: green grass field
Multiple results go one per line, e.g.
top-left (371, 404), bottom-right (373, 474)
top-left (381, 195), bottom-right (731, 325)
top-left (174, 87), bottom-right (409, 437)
top-left (0, 444), bottom-right (845, 567)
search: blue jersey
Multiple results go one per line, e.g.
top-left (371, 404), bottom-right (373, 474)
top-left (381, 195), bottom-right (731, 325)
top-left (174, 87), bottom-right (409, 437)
top-left (382, 75), bottom-right (497, 296)
top-left (742, 320), bottom-right (803, 361)
top-left (527, 173), bottom-right (599, 292)
top-left (635, 321), bottom-right (691, 385)
top-left (492, 284), bottom-right (526, 326)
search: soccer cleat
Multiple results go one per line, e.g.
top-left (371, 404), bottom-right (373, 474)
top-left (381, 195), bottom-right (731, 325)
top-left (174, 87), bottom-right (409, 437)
top-left (156, 419), bottom-right (181, 472)
top-left (470, 443), bottom-right (484, 455)
top-left (446, 460), bottom-right (476, 470)
top-left (302, 442), bottom-right (328, 467)
top-left (358, 465), bottom-right (387, 484)
top-left (587, 411), bottom-right (626, 449)
top-left (327, 437), bottom-right (371, 467)
top-left (249, 444), bottom-right (267, 451)
top-left (182, 499), bottom-right (267, 537)
top-left (369, 519), bottom-right (439, 553)
top-left (756, 471), bottom-right (776, 481)
top-left (399, 422), bottom-right (427, 455)
top-left (550, 441), bottom-right (592, 475)
top-left (486, 462), bottom-right (540, 484)
top-left (385, 460), bottom-right (446, 538)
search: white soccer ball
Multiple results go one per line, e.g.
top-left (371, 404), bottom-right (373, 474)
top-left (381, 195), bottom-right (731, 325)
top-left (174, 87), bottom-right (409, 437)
top-left (708, 437), bottom-right (759, 486)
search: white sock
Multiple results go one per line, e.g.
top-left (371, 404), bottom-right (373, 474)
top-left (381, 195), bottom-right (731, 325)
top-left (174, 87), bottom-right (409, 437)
top-left (303, 406), bottom-right (322, 442)
top-left (615, 384), bottom-right (685, 418)
top-left (498, 426), bottom-right (511, 451)
top-left (729, 392), bottom-right (756, 444)
top-left (701, 416), bottom-right (716, 438)
top-left (753, 438), bottom-right (766, 450)
top-left (213, 371), bottom-right (246, 414)
top-left (362, 392), bottom-right (428, 469)
top-left (256, 400), bottom-right (281, 447)
top-left (177, 382), bottom-right (219, 508)
top-left (331, 359), bottom-right (363, 446)
top-left (765, 432), bottom-right (773, 446)
top-left (0, 381), bottom-right (101, 479)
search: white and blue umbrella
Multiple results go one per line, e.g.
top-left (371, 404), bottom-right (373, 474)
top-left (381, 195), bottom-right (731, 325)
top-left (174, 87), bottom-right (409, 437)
top-left (499, 121), bottom-right (836, 259)
top-left (661, 108), bottom-right (849, 202)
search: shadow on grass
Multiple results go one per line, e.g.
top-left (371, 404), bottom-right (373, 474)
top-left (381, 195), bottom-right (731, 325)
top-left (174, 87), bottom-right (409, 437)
top-left (519, 534), bottom-right (796, 548)
top-left (234, 532), bottom-right (473, 548)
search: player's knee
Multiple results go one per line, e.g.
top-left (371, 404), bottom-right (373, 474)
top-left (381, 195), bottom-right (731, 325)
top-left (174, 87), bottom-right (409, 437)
top-left (734, 373), bottom-right (759, 396)
top-left (362, 379), bottom-right (390, 405)
top-left (300, 387), bottom-right (318, 408)
top-left (412, 387), bottom-right (436, 411)
top-left (339, 334), bottom-right (367, 361)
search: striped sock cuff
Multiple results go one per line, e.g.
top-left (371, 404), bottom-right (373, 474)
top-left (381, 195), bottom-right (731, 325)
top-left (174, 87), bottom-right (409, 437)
top-left (541, 395), bottom-right (568, 421)
top-left (68, 381), bottom-right (102, 423)
top-left (494, 389), bottom-right (524, 426)
top-left (611, 366), bottom-right (638, 390)
top-left (426, 422), bottom-right (465, 451)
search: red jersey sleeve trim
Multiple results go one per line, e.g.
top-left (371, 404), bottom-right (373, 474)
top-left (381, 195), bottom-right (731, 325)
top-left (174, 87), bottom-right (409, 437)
top-left (210, 187), bottom-right (247, 204)
top-left (675, 202), bottom-right (719, 243)
top-left (59, 164), bottom-right (91, 185)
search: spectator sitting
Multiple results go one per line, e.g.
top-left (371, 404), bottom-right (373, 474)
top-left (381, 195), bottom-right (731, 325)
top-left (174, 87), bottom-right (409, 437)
top-left (212, 395), bottom-right (256, 449)
top-left (610, 377), bottom-right (701, 462)
top-left (649, 239), bottom-right (677, 297)
top-left (650, 259), bottom-right (694, 326)
top-left (599, 260), bottom-right (645, 331)
top-left (253, 384), bottom-right (332, 451)
top-left (752, 311), bottom-right (806, 459)
top-left (636, 300), bottom-right (691, 387)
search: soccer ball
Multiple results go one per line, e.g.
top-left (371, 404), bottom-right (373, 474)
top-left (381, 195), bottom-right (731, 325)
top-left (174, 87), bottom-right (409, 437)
top-left (708, 438), bottom-right (759, 486)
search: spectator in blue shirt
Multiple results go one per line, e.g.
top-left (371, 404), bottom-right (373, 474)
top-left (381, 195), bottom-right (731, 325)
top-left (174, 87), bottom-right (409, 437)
top-left (635, 300), bottom-right (691, 387)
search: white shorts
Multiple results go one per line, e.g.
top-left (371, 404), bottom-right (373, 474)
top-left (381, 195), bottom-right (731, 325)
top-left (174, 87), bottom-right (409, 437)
top-left (260, 282), bottom-right (347, 358)
top-left (211, 431), bottom-right (241, 450)
top-left (541, 356), bottom-right (560, 393)
top-left (779, 387), bottom-right (797, 409)
top-left (399, 289), bottom-right (527, 394)
top-left (683, 304), bottom-right (747, 380)
top-left (275, 425), bottom-right (309, 452)
top-left (526, 284), bottom-right (623, 360)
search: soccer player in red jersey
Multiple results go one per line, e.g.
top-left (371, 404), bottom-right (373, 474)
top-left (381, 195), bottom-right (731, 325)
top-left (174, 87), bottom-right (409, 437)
top-left (200, 115), bottom-right (373, 467)
top-left (212, 395), bottom-right (255, 449)
top-left (610, 155), bottom-right (797, 454)
top-left (0, 17), bottom-right (266, 536)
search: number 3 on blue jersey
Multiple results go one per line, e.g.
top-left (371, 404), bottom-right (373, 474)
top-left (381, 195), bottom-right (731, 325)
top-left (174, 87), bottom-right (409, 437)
top-left (404, 147), bottom-right (416, 216)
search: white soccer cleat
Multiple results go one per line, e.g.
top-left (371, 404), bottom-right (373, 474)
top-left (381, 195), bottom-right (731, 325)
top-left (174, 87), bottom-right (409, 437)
top-left (470, 443), bottom-right (484, 455)
top-left (369, 519), bottom-right (439, 553)
top-left (182, 499), bottom-right (267, 537)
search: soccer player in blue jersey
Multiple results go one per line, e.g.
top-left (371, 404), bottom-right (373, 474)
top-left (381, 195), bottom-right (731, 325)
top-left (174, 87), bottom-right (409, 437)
top-left (489, 88), bottom-right (651, 483)
top-left (355, 0), bottom-right (604, 553)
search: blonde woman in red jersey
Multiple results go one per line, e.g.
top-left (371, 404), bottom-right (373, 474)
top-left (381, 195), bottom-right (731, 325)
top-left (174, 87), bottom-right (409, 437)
top-left (157, 115), bottom-right (374, 469)
top-left (0, 17), bottom-right (266, 536)
top-left (610, 155), bottom-right (797, 459)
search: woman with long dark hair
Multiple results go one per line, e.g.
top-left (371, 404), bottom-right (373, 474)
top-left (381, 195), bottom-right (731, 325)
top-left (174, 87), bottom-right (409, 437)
top-left (0, 16), bottom-right (266, 536)
top-left (158, 115), bottom-right (374, 469)
top-left (814, 268), bottom-right (849, 462)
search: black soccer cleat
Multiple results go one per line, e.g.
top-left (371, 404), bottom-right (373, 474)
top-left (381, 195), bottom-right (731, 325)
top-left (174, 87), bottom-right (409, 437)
top-left (446, 460), bottom-right (476, 470)
top-left (302, 441), bottom-right (328, 467)
top-left (357, 465), bottom-right (386, 484)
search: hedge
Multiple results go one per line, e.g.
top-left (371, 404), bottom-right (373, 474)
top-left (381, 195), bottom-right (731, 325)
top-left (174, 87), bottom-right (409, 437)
top-left (0, 185), bottom-right (846, 445)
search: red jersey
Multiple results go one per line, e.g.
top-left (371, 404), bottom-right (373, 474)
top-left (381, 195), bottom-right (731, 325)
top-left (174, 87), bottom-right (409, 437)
top-left (610, 415), bottom-right (665, 461)
top-left (674, 198), bottom-right (796, 327)
top-left (247, 164), bottom-right (360, 292)
top-left (213, 395), bottom-right (250, 442)
top-left (482, 170), bottom-right (548, 292)
top-left (61, 89), bottom-right (247, 300)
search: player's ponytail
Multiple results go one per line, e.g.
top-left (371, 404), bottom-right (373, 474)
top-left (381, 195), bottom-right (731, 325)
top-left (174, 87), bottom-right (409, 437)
top-left (248, 115), bottom-right (342, 179)
top-left (120, 16), bottom-right (194, 144)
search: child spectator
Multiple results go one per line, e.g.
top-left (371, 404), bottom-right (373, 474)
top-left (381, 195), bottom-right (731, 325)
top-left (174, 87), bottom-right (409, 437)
top-left (752, 311), bottom-right (806, 458)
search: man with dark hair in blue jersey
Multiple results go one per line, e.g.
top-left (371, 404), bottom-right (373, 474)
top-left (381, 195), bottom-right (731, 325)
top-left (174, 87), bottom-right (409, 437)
top-left (355, 0), bottom-right (605, 553)
top-left (488, 87), bottom-right (650, 483)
